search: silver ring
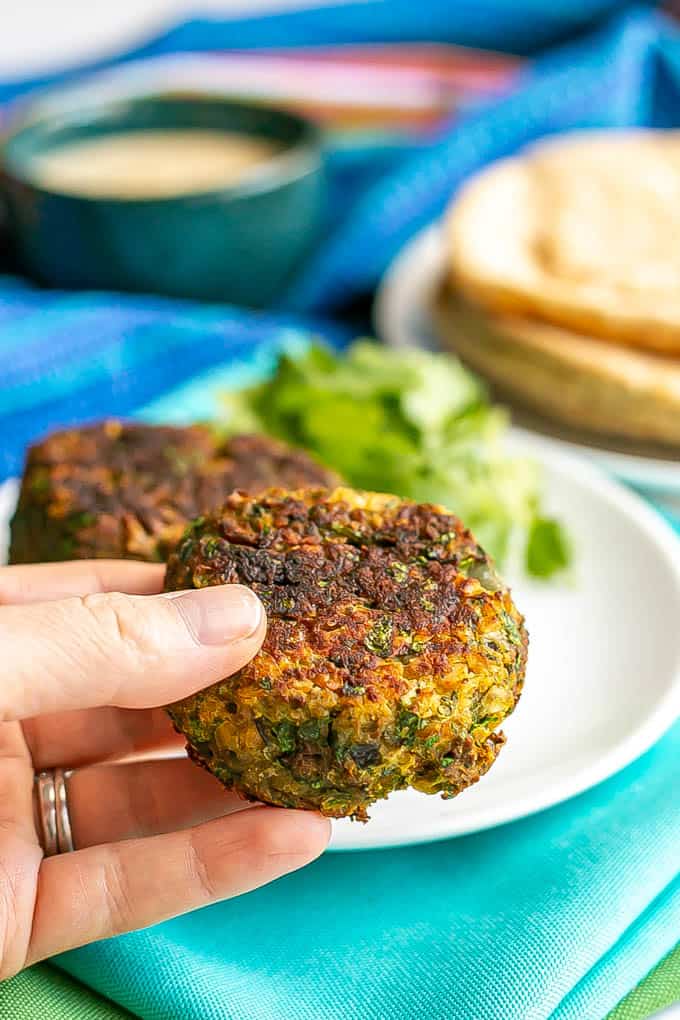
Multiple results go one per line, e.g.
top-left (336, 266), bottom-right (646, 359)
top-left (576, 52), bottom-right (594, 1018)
top-left (34, 768), bottom-right (74, 855)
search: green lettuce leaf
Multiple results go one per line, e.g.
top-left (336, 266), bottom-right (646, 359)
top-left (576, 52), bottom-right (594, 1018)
top-left (222, 340), bottom-right (571, 579)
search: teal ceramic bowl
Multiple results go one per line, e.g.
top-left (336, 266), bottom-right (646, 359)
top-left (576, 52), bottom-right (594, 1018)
top-left (0, 95), bottom-right (324, 307)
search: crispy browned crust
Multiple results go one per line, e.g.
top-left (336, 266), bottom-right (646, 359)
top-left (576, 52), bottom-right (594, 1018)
top-left (166, 486), bottom-right (527, 820)
top-left (8, 421), bottom-right (339, 564)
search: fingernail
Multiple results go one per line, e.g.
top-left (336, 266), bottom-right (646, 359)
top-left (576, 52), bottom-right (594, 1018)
top-left (169, 585), bottom-right (264, 646)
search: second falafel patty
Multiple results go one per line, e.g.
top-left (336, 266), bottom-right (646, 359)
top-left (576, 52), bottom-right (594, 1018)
top-left (166, 486), bottom-right (528, 820)
top-left (9, 421), bottom-right (338, 564)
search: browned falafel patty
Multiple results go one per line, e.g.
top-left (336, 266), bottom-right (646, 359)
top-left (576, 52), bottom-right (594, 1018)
top-left (166, 486), bottom-right (527, 820)
top-left (8, 420), bottom-right (338, 564)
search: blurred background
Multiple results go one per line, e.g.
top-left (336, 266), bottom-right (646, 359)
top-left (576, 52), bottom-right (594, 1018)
top-left (0, 2), bottom-right (318, 77)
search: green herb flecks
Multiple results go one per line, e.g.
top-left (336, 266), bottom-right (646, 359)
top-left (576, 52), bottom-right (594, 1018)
top-left (201, 536), bottom-right (223, 559)
top-left (501, 611), bottom-right (522, 647)
top-left (389, 561), bottom-right (409, 582)
top-left (298, 718), bottom-right (329, 744)
top-left (396, 708), bottom-right (421, 747)
top-left (272, 720), bottom-right (297, 755)
top-left (68, 511), bottom-right (96, 531)
top-left (365, 617), bottom-right (394, 657)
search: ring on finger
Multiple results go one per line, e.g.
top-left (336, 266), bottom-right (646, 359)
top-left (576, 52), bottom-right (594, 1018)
top-left (34, 767), bottom-right (75, 856)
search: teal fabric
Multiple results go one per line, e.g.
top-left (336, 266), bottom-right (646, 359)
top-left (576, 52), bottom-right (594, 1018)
top-left (0, 278), bottom-right (350, 482)
top-left (56, 724), bottom-right (680, 1020)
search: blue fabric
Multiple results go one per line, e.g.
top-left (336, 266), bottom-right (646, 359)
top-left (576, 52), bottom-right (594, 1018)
top-left (135, 1), bottom-right (651, 58)
top-left (0, 0), bottom-right (651, 107)
top-left (54, 724), bottom-right (680, 1020)
top-left (0, 279), bottom-right (350, 481)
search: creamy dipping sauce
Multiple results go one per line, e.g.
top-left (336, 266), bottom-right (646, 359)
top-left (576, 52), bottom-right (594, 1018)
top-left (32, 130), bottom-right (282, 198)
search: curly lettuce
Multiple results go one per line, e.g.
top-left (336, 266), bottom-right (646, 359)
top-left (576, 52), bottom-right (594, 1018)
top-left (222, 340), bottom-right (570, 578)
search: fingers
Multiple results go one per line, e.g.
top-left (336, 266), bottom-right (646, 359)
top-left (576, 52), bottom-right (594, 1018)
top-left (0, 721), bottom-right (34, 836)
top-left (0, 584), bottom-right (266, 721)
top-left (66, 758), bottom-right (257, 848)
top-left (22, 706), bottom-right (183, 770)
top-left (27, 808), bottom-right (330, 964)
top-left (0, 561), bottom-right (165, 604)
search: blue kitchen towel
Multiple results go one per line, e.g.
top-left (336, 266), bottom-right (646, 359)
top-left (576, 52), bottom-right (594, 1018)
top-left (0, 278), bottom-right (350, 481)
top-left (53, 722), bottom-right (680, 1020)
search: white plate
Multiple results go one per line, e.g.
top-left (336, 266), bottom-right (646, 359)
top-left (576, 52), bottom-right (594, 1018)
top-left (3, 448), bottom-right (680, 853)
top-left (374, 225), bottom-right (680, 500)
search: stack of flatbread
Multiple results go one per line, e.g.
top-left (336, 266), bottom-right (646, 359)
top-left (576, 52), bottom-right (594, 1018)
top-left (438, 131), bottom-right (680, 448)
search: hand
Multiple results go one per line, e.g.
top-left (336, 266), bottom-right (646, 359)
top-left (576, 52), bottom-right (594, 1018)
top-left (0, 560), bottom-right (330, 978)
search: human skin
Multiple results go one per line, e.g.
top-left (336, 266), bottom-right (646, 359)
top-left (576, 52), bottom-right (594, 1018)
top-left (0, 559), bottom-right (330, 980)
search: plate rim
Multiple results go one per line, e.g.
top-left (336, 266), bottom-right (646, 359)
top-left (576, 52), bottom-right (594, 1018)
top-left (329, 438), bottom-right (680, 850)
top-left (373, 223), bottom-right (680, 495)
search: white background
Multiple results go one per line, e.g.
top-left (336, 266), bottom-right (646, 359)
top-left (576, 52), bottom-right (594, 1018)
top-left (0, 1), bottom-right (347, 79)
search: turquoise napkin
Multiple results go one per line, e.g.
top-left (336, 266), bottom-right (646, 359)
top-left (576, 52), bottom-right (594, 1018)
top-left (55, 724), bottom-right (679, 1020)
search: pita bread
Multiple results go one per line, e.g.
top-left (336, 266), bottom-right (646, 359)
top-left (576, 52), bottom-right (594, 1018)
top-left (446, 130), bottom-right (680, 355)
top-left (433, 286), bottom-right (680, 448)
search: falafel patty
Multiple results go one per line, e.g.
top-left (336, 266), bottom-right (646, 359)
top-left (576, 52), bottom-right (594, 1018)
top-left (166, 486), bottom-right (527, 820)
top-left (9, 420), bottom-right (338, 564)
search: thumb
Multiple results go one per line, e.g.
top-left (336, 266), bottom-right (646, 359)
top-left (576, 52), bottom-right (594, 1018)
top-left (0, 584), bottom-right (266, 721)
